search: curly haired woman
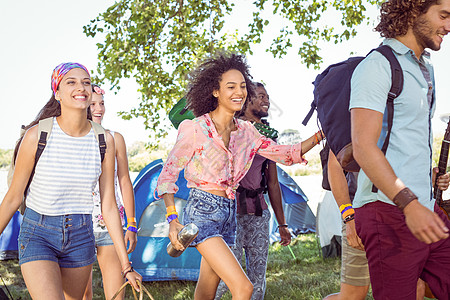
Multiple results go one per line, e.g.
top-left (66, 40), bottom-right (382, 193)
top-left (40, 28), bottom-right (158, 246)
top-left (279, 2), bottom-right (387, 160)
top-left (156, 53), bottom-right (323, 300)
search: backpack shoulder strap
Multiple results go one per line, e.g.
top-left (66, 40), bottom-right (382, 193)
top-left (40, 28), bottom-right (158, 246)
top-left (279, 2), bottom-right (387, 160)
top-left (36, 117), bottom-right (53, 164)
top-left (374, 45), bottom-right (404, 100)
top-left (373, 45), bottom-right (403, 155)
top-left (371, 45), bottom-right (404, 193)
top-left (89, 120), bottom-right (107, 162)
top-left (21, 117), bottom-right (54, 213)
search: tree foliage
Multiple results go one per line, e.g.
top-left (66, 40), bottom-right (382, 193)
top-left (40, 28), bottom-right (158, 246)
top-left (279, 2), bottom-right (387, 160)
top-left (84, 0), bottom-right (379, 141)
top-left (127, 141), bottom-right (171, 172)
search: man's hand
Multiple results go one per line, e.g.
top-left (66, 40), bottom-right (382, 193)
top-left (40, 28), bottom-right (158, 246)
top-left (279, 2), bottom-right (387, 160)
top-left (345, 219), bottom-right (364, 251)
top-left (433, 167), bottom-right (450, 191)
top-left (279, 226), bottom-right (291, 246)
top-left (404, 200), bottom-right (449, 244)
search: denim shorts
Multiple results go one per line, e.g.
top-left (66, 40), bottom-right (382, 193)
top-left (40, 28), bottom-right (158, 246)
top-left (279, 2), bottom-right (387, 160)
top-left (94, 230), bottom-right (126, 247)
top-left (183, 189), bottom-right (236, 247)
top-left (18, 208), bottom-right (96, 268)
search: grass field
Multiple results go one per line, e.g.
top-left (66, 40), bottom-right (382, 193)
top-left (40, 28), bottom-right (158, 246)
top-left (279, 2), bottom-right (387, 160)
top-left (0, 234), bottom-right (376, 300)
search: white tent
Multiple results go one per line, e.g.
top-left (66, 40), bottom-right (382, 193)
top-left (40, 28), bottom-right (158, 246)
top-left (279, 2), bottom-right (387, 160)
top-left (316, 191), bottom-right (342, 258)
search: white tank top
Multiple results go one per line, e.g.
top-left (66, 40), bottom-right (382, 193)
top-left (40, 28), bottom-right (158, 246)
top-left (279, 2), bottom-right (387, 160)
top-left (92, 131), bottom-right (125, 232)
top-left (27, 118), bottom-right (102, 215)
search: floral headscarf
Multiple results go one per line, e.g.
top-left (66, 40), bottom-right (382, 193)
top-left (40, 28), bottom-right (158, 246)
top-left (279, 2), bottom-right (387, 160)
top-left (51, 62), bottom-right (90, 95)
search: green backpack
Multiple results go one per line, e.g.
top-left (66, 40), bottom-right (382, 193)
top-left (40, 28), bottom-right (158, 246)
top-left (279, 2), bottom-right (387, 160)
top-left (168, 97), bottom-right (195, 129)
top-left (8, 117), bottom-right (107, 214)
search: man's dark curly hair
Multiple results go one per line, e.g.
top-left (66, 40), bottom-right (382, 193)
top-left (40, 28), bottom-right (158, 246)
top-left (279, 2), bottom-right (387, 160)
top-left (186, 52), bottom-right (255, 117)
top-left (375, 0), bottom-right (440, 38)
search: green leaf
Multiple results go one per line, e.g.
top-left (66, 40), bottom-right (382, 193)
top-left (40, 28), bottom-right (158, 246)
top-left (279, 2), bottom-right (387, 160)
top-left (84, 0), bottom-right (378, 142)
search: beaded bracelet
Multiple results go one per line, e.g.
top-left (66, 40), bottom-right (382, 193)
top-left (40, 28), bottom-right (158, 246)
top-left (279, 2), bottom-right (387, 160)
top-left (343, 213), bottom-right (355, 224)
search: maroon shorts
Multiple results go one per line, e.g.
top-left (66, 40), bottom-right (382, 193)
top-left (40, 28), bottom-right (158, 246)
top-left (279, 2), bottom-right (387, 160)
top-left (355, 201), bottom-right (450, 300)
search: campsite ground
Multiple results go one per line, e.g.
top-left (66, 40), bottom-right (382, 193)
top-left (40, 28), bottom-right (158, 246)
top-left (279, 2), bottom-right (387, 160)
top-left (0, 171), bottom-right (431, 299)
top-left (0, 170), bottom-right (346, 299)
top-left (0, 234), bottom-right (353, 300)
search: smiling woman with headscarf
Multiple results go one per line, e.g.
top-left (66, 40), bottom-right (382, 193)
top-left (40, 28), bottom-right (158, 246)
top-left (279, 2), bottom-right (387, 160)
top-left (0, 62), bottom-right (141, 299)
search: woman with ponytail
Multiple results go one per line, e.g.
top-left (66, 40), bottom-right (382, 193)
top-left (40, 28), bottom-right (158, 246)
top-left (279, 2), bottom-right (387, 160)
top-left (0, 63), bottom-right (141, 299)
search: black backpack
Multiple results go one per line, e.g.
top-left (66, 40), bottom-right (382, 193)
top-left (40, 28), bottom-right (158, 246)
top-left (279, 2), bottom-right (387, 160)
top-left (303, 45), bottom-right (403, 180)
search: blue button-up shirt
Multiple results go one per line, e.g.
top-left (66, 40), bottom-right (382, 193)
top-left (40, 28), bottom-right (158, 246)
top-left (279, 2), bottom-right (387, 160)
top-left (349, 38), bottom-right (436, 211)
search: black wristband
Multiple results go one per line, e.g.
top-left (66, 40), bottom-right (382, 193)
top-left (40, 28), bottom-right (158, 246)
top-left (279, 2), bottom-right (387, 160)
top-left (122, 266), bottom-right (134, 279)
top-left (393, 187), bottom-right (417, 211)
top-left (343, 213), bottom-right (355, 224)
top-left (277, 224), bottom-right (288, 228)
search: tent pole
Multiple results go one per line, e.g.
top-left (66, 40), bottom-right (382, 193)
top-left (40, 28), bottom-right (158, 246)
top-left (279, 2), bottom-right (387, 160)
top-left (287, 245), bottom-right (296, 260)
top-left (0, 273), bottom-right (13, 300)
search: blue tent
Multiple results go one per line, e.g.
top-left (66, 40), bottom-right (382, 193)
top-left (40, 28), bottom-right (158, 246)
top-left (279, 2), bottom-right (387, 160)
top-left (0, 211), bottom-right (22, 260)
top-left (130, 159), bottom-right (201, 281)
top-left (130, 159), bottom-right (315, 281)
top-left (267, 167), bottom-right (316, 243)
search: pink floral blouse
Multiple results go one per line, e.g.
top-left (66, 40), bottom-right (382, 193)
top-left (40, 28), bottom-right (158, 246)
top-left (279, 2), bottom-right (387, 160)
top-left (156, 113), bottom-right (306, 199)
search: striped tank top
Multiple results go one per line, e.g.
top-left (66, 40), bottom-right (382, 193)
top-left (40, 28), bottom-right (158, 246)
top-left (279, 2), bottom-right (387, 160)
top-left (26, 118), bottom-right (102, 215)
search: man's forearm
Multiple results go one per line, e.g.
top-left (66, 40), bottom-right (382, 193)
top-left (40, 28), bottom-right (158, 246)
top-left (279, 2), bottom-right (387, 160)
top-left (327, 149), bottom-right (352, 208)
top-left (267, 182), bottom-right (286, 225)
top-left (351, 108), bottom-right (406, 201)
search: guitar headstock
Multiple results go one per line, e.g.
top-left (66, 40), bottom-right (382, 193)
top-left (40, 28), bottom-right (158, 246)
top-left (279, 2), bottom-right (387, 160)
top-left (445, 119), bottom-right (450, 141)
top-left (440, 113), bottom-right (450, 141)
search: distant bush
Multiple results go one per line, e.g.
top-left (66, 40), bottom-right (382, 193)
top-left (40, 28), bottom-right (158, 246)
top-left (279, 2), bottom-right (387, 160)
top-left (282, 145), bottom-right (322, 177)
top-left (127, 141), bottom-right (171, 172)
top-left (0, 148), bottom-right (13, 169)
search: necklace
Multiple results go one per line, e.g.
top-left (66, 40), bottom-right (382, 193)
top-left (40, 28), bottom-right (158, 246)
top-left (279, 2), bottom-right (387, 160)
top-left (210, 113), bottom-right (235, 134)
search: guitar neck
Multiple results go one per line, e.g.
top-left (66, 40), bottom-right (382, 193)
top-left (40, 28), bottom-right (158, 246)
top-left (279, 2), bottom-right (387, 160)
top-left (434, 120), bottom-right (450, 203)
top-left (438, 141), bottom-right (450, 174)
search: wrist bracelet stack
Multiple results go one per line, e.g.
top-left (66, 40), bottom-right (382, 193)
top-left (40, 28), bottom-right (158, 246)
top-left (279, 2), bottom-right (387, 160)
top-left (166, 205), bottom-right (178, 224)
top-left (127, 224), bottom-right (138, 233)
top-left (313, 131), bottom-right (323, 145)
top-left (340, 204), bottom-right (355, 220)
top-left (393, 187), bottom-right (417, 211)
top-left (126, 216), bottom-right (138, 233)
top-left (121, 262), bottom-right (134, 278)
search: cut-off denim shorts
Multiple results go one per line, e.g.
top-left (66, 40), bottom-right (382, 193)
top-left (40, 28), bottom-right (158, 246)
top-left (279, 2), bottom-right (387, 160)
top-left (18, 208), bottom-right (96, 268)
top-left (94, 230), bottom-right (126, 247)
top-left (183, 189), bottom-right (236, 247)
